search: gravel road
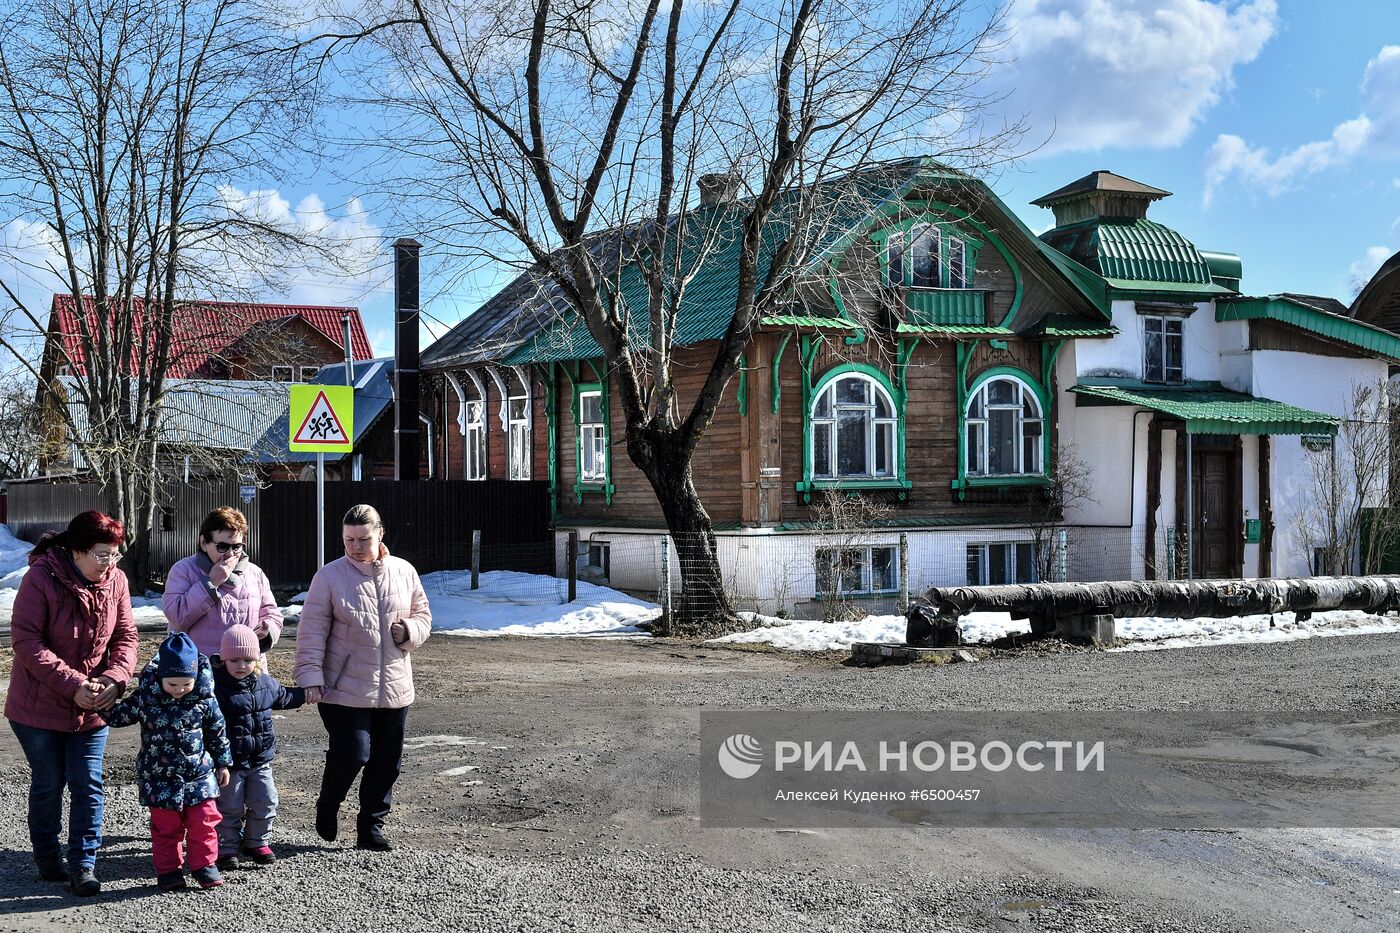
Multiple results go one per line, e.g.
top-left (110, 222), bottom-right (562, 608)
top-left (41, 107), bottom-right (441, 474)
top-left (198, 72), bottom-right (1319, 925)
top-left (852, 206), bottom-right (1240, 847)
top-left (3, 631), bottom-right (1399, 932)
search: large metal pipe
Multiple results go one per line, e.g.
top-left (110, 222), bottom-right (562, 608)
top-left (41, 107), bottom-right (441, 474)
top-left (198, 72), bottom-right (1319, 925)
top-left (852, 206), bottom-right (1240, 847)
top-left (910, 576), bottom-right (1400, 640)
top-left (394, 237), bottom-right (422, 481)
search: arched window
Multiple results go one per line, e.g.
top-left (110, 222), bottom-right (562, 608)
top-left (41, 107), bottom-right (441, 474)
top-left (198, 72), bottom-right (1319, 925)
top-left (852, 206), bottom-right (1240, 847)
top-left (811, 372), bottom-right (898, 479)
top-left (966, 375), bottom-right (1043, 476)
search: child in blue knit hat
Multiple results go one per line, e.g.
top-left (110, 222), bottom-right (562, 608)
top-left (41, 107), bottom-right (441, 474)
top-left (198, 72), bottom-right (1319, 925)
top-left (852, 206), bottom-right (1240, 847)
top-left (103, 632), bottom-right (232, 891)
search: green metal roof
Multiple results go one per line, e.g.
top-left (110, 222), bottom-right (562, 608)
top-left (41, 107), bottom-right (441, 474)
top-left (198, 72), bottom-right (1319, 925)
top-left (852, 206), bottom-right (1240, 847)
top-left (894, 323), bottom-right (1015, 337)
top-left (1039, 217), bottom-right (1241, 301)
top-left (761, 314), bottom-right (859, 329)
top-left (1217, 295), bottom-right (1400, 362)
top-left (502, 159), bottom-right (1116, 365)
top-left (1095, 220), bottom-right (1213, 284)
top-left (1070, 381), bottom-right (1338, 435)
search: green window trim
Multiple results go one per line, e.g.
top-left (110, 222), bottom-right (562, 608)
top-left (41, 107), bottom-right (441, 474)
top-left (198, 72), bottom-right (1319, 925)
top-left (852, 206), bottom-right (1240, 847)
top-left (865, 201), bottom-right (1023, 327)
top-left (952, 356), bottom-right (1052, 498)
top-left (545, 364), bottom-right (558, 520)
top-left (798, 359), bottom-right (910, 503)
top-left (573, 379), bottom-right (615, 504)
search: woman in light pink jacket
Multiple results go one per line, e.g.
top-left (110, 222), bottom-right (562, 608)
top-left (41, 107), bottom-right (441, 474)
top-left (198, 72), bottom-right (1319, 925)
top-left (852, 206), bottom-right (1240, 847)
top-left (293, 504), bottom-right (431, 851)
top-left (164, 507), bottom-right (281, 657)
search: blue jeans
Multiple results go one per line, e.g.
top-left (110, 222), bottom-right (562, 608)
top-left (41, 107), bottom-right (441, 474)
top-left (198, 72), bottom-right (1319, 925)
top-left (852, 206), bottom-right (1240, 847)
top-left (9, 720), bottom-right (108, 870)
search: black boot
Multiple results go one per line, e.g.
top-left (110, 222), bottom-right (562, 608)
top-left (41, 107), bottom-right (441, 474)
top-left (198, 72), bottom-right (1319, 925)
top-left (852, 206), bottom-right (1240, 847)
top-left (315, 798), bottom-right (339, 842)
top-left (35, 854), bottom-right (66, 882)
top-left (68, 865), bottom-right (100, 897)
top-left (356, 830), bottom-right (392, 852)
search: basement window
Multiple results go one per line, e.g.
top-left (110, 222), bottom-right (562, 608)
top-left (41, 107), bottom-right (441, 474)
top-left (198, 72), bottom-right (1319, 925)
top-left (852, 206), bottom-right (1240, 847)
top-left (966, 542), bottom-right (1038, 586)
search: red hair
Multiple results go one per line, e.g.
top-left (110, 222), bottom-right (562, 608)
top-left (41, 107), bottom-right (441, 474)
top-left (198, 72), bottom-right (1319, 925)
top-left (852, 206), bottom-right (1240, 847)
top-left (32, 510), bottom-right (126, 556)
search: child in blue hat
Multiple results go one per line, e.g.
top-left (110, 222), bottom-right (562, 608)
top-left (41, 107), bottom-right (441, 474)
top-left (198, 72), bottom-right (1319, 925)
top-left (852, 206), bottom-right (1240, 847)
top-left (103, 632), bottom-right (232, 891)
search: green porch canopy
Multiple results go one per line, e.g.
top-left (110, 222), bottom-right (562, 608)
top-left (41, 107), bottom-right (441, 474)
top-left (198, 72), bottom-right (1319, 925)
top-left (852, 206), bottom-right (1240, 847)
top-left (1070, 381), bottom-right (1339, 435)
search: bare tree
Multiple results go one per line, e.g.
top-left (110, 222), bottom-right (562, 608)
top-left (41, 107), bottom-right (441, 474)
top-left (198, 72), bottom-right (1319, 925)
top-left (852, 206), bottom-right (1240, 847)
top-left (0, 0), bottom-right (328, 583)
top-left (0, 363), bottom-right (44, 478)
top-left (1295, 381), bottom-right (1398, 576)
top-left (312, 0), bottom-right (1017, 634)
top-left (1025, 443), bottom-right (1094, 583)
top-left (811, 489), bottom-right (893, 622)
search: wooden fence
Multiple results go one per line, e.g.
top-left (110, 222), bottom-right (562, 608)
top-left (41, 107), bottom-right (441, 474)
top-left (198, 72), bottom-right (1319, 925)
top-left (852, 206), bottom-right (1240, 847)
top-left (5, 478), bottom-right (552, 590)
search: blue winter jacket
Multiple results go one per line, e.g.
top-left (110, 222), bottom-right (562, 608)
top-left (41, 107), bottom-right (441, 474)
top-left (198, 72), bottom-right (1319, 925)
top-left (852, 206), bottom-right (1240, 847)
top-left (102, 656), bottom-right (232, 809)
top-left (211, 657), bottom-right (305, 771)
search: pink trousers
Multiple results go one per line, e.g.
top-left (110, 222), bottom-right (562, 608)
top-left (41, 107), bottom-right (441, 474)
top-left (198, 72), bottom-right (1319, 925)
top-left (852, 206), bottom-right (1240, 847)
top-left (149, 799), bottom-right (221, 874)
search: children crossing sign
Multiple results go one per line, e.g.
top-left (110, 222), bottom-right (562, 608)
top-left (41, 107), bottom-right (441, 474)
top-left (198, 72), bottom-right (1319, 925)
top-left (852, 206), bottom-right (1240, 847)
top-left (289, 385), bottom-right (354, 453)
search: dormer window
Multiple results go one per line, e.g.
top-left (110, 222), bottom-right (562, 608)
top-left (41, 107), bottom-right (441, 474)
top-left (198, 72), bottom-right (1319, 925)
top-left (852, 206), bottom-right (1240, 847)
top-left (948, 237), bottom-right (967, 288)
top-left (1144, 316), bottom-right (1183, 383)
top-left (885, 223), bottom-right (940, 288)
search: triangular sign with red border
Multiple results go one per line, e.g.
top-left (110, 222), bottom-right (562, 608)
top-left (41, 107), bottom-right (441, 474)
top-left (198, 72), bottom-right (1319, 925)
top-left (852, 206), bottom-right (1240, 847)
top-left (292, 389), bottom-right (351, 447)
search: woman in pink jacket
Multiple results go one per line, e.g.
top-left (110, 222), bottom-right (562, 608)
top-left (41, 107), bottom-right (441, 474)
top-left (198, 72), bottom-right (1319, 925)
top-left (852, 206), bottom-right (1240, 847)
top-left (5, 511), bottom-right (139, 897)
top-left (163, 507), bottom-right (281, 657)
top-left (293, 504), bottom-right (431, 851)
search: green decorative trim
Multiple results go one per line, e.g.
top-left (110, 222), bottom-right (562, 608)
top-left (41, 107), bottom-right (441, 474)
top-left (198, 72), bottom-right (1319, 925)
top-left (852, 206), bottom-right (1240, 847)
top-left (771, 332), bottom-right (792, 413)
top-left (953, 342), bottom-right (974, 501)
top-left (798, 335), bottom-right (822, 502)
top-left (796, 477), bottom-right (913, 495)
top-left (737, 355), bottom-right (748, 416)
top-left (963, 475), bottom-right (1052, 489)
top-left (1217, 296), bottom-right (1400, 361)
top-left (869, 201), bottom-right (1023, 327)
top-left (1040, 339), bottom-right (1065, 394)
top-left (952, 363), bottom-right (1052, 495)
top-left (825, 278), bottom-right (867, 345)
top-left (545, 364), bottom-right (559, 521)
top-left (573, 378), bottom-right (615, 504)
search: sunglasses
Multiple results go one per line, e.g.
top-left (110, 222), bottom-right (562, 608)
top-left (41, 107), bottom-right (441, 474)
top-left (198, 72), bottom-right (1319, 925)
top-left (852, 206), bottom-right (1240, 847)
top-left (211, 542), bottom-right (245, 554)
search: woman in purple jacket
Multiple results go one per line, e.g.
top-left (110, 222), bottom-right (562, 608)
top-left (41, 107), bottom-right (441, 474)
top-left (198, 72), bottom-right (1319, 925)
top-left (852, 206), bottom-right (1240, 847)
top-left (163, 507), bottom-right (281, 657)
top-left (5, 510), bottom-right (139, 896)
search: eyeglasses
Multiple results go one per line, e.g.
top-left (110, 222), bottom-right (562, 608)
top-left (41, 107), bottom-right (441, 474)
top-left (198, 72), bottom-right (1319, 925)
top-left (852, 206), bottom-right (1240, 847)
top-left (212, 542), bottom-right (245, 554)
top-left (84, 549), bottom-right (122, 564)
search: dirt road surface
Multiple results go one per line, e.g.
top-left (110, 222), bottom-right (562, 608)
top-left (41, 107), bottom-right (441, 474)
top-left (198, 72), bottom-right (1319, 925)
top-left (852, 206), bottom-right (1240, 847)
top-left (3, 631), bottom-right (1399, 932)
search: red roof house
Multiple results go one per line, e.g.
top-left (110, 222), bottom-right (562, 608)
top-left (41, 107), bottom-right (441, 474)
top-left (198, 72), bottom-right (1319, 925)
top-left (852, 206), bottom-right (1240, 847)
top-left (43, 295), bottom-right (374, 381)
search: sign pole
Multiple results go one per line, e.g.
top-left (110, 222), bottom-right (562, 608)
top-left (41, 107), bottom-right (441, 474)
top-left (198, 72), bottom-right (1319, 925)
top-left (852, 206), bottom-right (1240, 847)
top-left (316, 451), bottom-right (325, 569)
top-left (288, 383), bottom-right (355, 572)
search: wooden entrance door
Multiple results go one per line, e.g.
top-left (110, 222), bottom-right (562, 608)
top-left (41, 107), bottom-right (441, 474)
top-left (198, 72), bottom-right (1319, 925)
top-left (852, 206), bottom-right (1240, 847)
top-left (1192, 447), bottom-right (1240, 578)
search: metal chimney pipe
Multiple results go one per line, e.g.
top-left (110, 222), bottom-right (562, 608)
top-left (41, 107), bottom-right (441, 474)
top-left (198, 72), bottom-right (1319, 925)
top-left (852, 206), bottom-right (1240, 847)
top-left (393, 238), bottom-right (422, 481)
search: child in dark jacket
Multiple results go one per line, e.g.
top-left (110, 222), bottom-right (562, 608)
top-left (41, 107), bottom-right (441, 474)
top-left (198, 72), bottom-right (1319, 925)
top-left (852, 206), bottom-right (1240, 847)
top-left (102, 632), bottom-right (232, 891)
top-left (211, 624), bottom-right (304, 870)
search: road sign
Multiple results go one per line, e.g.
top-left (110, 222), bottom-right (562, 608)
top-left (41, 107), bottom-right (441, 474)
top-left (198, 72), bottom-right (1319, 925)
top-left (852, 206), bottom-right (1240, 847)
top-left (289, 385), bottom-right (354, 453)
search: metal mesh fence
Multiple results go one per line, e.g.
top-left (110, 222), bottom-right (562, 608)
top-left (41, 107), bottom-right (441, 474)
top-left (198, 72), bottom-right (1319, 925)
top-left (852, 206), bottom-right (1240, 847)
top-left (424, 524), bottom-right (1199, 623)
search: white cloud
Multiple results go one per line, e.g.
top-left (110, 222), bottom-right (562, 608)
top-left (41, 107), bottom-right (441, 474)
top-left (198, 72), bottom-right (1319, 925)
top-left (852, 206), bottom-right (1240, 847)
top-left (1204, 45), bottom-right (1400, 204)
top-left (995, 0), bottom-right (1277, 155)
top-left (200, 186), bottom-right (391, 307)
top-left (1349, 245), bottom-right (1391, 295)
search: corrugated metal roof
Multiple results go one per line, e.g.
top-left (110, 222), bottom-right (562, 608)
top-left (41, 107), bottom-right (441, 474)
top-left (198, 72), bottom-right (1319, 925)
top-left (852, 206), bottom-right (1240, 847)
top-left (894, 323), bottom-right (1015, 337)
top-left (442, 158), bottom-right (1114, 368)
top-left (1217, 295), bottom-right (1400, 362)
top-left (49, 296), bottom-right (373, 377)
top-left (247, 358), bottom-right (397, 463)
top-left (1070, 381), bottom-right (1338, 435)
top-left (58, 377), bottom-right (292, 465)
top-left (1094, 220), bottom-right (1212, 284)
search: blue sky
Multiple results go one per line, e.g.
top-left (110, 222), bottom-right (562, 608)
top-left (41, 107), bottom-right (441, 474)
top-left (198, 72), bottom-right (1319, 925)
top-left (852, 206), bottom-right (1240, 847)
top-left (5, 0), bottom-right (1400, 357)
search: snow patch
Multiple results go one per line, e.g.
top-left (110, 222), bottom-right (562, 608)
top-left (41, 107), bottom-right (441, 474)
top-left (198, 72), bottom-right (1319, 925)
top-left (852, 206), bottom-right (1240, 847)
top-left (422, 569), bottom-right (659, 638)
top-left (706, 606), bottom-right (1400, 653)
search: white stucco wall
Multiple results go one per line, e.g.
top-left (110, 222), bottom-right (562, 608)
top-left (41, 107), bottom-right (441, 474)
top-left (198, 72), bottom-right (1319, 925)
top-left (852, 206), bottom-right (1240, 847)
top-left (1073, 299), bottom-right (1220, 381)
top-left (1250, 351), bottom-right (1390, 577)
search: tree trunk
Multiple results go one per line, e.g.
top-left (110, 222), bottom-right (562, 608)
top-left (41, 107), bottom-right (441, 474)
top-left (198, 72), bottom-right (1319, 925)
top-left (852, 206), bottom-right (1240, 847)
top-left (632, 430), bottom-right (736, 638)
